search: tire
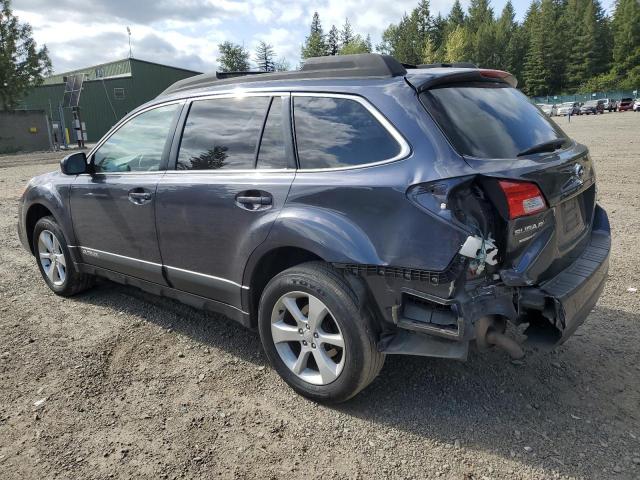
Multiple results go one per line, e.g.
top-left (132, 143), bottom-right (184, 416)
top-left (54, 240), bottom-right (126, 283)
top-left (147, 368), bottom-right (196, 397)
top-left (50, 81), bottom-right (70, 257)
top-left (258, 261), bottom-right (385, 403)
top-left (33, 216), bottom-right (94, 296)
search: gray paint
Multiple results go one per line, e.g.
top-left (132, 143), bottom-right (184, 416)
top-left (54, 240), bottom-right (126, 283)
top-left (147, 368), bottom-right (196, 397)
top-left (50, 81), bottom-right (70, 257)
top-left (17, 69), bottom-right (611, 358)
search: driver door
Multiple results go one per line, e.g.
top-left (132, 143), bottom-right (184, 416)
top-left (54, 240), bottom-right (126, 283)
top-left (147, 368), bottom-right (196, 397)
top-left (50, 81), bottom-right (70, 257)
top-left (69, 101), bottom-right (183, 284)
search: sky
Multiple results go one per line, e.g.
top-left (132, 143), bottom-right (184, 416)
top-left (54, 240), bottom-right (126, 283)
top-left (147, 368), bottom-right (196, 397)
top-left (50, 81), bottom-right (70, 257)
top-left (13, 0), bottom-right (616, 75)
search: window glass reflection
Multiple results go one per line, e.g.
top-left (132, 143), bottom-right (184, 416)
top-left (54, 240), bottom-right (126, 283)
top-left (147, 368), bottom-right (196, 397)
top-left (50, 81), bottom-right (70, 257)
top-left (257, 97), bottom-right (288, 169)
top-left (93, 103), bottom-right (180, 173)
top-left (420, 85), bottom-right (567, 159)
top-left (293, 96), bottom-right (400, 169)
top-left (178, 97), bottom-right (270, 170)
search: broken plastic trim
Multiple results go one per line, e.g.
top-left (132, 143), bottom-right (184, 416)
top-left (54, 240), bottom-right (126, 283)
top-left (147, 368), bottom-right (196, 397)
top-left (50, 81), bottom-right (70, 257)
top-left (459, 234), bottom-right (498, 275)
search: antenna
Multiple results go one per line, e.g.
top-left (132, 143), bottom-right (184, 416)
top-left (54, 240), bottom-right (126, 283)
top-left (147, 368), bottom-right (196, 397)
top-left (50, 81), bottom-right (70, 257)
top-left (127, 26), bottom-right (132, 58)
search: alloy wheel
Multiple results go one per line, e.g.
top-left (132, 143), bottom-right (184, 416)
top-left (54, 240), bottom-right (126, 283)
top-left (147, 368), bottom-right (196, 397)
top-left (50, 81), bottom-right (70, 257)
top-left (270, 291), bottom-right (346, 385)
top-left (37, 230), bottom-right (66, 286)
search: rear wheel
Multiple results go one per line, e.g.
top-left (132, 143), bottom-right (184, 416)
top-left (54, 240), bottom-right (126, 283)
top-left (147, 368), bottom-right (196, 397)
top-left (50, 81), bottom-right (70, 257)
top-left (33, 216), bottom-right (94, 296)
top-left (258, 262), bottom-right (384, 403)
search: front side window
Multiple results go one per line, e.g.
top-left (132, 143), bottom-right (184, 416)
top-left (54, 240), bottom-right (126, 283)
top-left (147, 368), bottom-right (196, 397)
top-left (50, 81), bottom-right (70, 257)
top-left (93, 103), bottom-right (180, 173)
top-left (293, 96), bottom-right (402, 169)
top-left (177, 96), bottom-right (270, 170)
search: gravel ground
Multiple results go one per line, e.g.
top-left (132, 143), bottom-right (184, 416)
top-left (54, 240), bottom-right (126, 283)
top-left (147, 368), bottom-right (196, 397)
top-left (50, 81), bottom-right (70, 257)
top-left (0, 112), bottom-right (639, 480)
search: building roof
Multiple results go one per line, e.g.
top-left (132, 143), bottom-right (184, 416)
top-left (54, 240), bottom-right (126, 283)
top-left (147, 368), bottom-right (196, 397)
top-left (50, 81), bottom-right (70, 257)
top-left (42, 58), bottom-right (201, 85)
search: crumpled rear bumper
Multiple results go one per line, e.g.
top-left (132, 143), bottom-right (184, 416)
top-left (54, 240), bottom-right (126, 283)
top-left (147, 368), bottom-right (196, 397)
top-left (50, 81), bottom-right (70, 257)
top-left (519, 204), bottom-right (610, 342)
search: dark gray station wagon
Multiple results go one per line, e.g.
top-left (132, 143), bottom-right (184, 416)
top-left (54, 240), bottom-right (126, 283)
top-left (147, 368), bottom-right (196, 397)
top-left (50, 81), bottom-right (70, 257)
top-left (18, 54), bottom-right (610, 402)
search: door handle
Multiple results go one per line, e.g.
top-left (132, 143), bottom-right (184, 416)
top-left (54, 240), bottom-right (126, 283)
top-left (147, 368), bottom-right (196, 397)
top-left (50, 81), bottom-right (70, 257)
top-left (235, 191), bottom-right (273, 210)
top-left (236, 196), bottom-right (272, 205)
top-left (128, 189), bottom-right (152, 204)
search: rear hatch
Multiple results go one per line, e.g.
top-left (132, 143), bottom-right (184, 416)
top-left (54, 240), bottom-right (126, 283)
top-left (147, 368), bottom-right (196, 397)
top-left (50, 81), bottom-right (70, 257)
top-left (412, 73), bottom-right (596, 285)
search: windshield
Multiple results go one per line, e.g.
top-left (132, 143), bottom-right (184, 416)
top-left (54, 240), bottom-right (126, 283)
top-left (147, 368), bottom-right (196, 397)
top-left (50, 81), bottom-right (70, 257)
top-left (420, 83), bottom-right (567, 159)
top-left (584, 101), bottom-right (597, 106)
top-left (561, 103), bottom-right (574, 107)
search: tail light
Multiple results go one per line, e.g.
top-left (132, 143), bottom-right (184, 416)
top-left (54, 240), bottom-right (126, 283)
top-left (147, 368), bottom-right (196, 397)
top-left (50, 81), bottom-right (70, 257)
top-left (498, 180), bottom-right (547, 219)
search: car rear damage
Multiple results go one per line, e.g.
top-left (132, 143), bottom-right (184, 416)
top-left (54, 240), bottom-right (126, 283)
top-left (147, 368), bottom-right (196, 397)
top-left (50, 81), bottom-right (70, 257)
top-left (338, 67), bottom-right (611, 361)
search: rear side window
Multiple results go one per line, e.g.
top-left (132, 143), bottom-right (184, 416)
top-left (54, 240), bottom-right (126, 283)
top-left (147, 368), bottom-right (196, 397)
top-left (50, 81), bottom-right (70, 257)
top-left (257, 97), bottom-right (288, 169)
top-left (293, 96), bottom-right (401, 169)
top-left (177, 96), bottom-right (270, 170)
top-left (420, 84), bottom-right (568, 159)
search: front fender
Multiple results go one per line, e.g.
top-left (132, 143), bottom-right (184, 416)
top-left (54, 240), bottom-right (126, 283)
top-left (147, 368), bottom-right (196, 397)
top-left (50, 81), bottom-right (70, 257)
top-left (20, 171), bottom-right (77, 258)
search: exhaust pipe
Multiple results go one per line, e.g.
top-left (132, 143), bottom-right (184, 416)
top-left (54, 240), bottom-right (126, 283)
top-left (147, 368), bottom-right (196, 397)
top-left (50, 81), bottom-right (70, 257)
top-left (475, 316), bottom-right (525, 359)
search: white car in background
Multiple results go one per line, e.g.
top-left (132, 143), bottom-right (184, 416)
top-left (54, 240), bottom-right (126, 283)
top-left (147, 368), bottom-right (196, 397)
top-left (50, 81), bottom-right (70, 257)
top-left (556, 102), bottom-right (580, 116)
top-left (634, 99), bottom-right (640, 112)
top-left (537, 104), bottom-right (557, 116)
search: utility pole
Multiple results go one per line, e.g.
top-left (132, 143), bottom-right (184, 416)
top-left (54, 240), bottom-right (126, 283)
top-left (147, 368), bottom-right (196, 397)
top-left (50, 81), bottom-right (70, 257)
top-left (127, 26), bottom-right (132, 58)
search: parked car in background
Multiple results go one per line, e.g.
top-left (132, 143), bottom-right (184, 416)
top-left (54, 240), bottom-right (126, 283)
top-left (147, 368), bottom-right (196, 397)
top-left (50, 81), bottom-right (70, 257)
top-left (557, 102), bottom-right (581, 116)
top-left (601, 98), bottom-right (617, 112)
top-left (537, 104), bottom-right (557, 116)
top-left (633, 99), bottom-right (640, 112)
top-left (618, 98), bottom-right (634, 111)
top-left (580, 100), bottom-right (605, 115)
top-left (17, 54), bottom-right (611, 403)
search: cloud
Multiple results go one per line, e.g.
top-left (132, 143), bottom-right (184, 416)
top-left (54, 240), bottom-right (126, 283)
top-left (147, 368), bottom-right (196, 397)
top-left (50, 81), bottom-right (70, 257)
top-left (13, 0), bottom-right (555, 75)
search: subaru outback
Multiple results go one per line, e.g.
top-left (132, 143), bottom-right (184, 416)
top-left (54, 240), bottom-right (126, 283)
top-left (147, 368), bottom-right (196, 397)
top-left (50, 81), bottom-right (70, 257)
top-left (18, 54), bottom-right (610, 403)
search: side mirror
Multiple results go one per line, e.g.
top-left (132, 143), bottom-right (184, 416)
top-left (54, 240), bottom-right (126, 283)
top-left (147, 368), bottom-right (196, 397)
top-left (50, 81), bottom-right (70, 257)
top-left (60, 152), bottom-right (87, 175)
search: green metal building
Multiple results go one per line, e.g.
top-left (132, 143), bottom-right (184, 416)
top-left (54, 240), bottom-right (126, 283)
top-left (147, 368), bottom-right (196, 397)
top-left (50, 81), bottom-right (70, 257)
top-left (19, 58), bottom-right (201, 142)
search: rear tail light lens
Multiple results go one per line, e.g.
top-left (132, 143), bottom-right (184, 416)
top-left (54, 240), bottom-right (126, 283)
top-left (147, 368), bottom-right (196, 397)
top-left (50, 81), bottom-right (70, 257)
top-left (498, 180), bottom-right (547, 219)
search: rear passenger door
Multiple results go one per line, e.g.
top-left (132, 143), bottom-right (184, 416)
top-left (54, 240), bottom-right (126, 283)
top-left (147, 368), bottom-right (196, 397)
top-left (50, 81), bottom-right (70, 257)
top-left (155, 93), bottom-right (295, 309)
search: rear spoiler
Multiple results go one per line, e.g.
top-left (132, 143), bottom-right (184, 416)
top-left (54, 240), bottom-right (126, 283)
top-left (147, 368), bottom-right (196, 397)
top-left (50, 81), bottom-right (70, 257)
top-left (407, 69), bottom-right (518, 91)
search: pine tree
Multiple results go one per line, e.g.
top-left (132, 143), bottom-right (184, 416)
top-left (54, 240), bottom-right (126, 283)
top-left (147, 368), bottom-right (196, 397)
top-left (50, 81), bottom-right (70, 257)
top-left (217, 41), bottom-right (250, 72)
top-left (301, 12), bottom-right (328, 59)
top-left (327, 25), bottom-right (340, 55)
top-left (339, 34), bottom-right (372, 55)
top-left (495, 1), bottom-right (516, 68)
top-left (467, 0), bottom-right (494, 31)
top-left (416, 0), bottom-right (431, 39)
top-left (254, 41), bottom-right (275, 72)
top-left (444, 26), bottom-right (472, 63)
top-left (340, 18), bottom-right (354, 47)
top-left (0, 0), bottom-right (51, 110)
top-left (421, 36), bottom-right (438, 63)
top-left (274, 57), bottom-right (291, 71)
top-left (448, 0), bottom-right (466, 29)
top-left (611, 0), bottom-right (640, 86)
top-left (522, 0), bottom-right (561, 95)
top-left (379, 13), bottom-right (422, 65)
top-left (430, 14), bottom-right (447, 58)
top-left (467, 0), bottom-right (496, 67)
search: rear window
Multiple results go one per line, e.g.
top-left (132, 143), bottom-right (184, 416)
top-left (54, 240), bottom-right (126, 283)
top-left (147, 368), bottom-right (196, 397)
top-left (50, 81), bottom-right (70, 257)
top-left (420, 84), bottom-right (568, 159)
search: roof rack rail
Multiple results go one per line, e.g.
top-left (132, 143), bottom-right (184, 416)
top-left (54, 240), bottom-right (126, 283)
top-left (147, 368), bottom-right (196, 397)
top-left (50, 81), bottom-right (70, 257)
top-left (301, 53), bottom-right (407, 77)
top-left (215, 71), bottom-right (268, 80)
top-left (160, 53), bottom-right (407, 96)
top-left (417, 62), bottom-right (478, 69)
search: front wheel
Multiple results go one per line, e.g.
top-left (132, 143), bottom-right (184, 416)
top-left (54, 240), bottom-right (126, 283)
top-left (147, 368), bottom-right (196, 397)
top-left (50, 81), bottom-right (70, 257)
top-left (258, 262), bottom-right (384, 403)
top-left (33, 216), bottom-right (94, 296)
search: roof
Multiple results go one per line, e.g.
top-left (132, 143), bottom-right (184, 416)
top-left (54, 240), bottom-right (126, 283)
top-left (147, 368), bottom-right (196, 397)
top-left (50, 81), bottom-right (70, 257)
top-left (42, 58), bottom-right (202, 85)
top-left (159, 53), bottom-right (516, 98)
top-left (161, 54), bottom-right (407, 96)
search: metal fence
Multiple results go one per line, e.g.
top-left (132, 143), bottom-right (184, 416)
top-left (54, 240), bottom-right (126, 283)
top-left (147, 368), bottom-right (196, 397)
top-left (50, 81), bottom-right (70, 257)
top-left (532, 90), bottom-right (638, 104)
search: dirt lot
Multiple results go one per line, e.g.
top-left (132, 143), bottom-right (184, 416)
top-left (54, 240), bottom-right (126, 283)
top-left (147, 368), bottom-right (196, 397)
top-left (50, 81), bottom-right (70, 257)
top-left (1, 112), bottom-right (639, 480)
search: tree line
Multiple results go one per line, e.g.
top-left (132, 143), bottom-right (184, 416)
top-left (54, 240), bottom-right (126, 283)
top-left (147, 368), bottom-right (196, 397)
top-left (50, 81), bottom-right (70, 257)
top-left (299, 0), bottom-right (639, 96)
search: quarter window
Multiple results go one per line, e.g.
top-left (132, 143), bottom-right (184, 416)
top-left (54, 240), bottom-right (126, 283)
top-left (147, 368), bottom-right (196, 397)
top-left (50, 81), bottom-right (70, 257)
top-left (93, 103), bottom-right (180, 173)
top-left (177, 96), bottom-right (270, 170)
top-left (257, 97), bottom-right (288, 169)
top-left (293, 96), bottom-right (401, 169)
